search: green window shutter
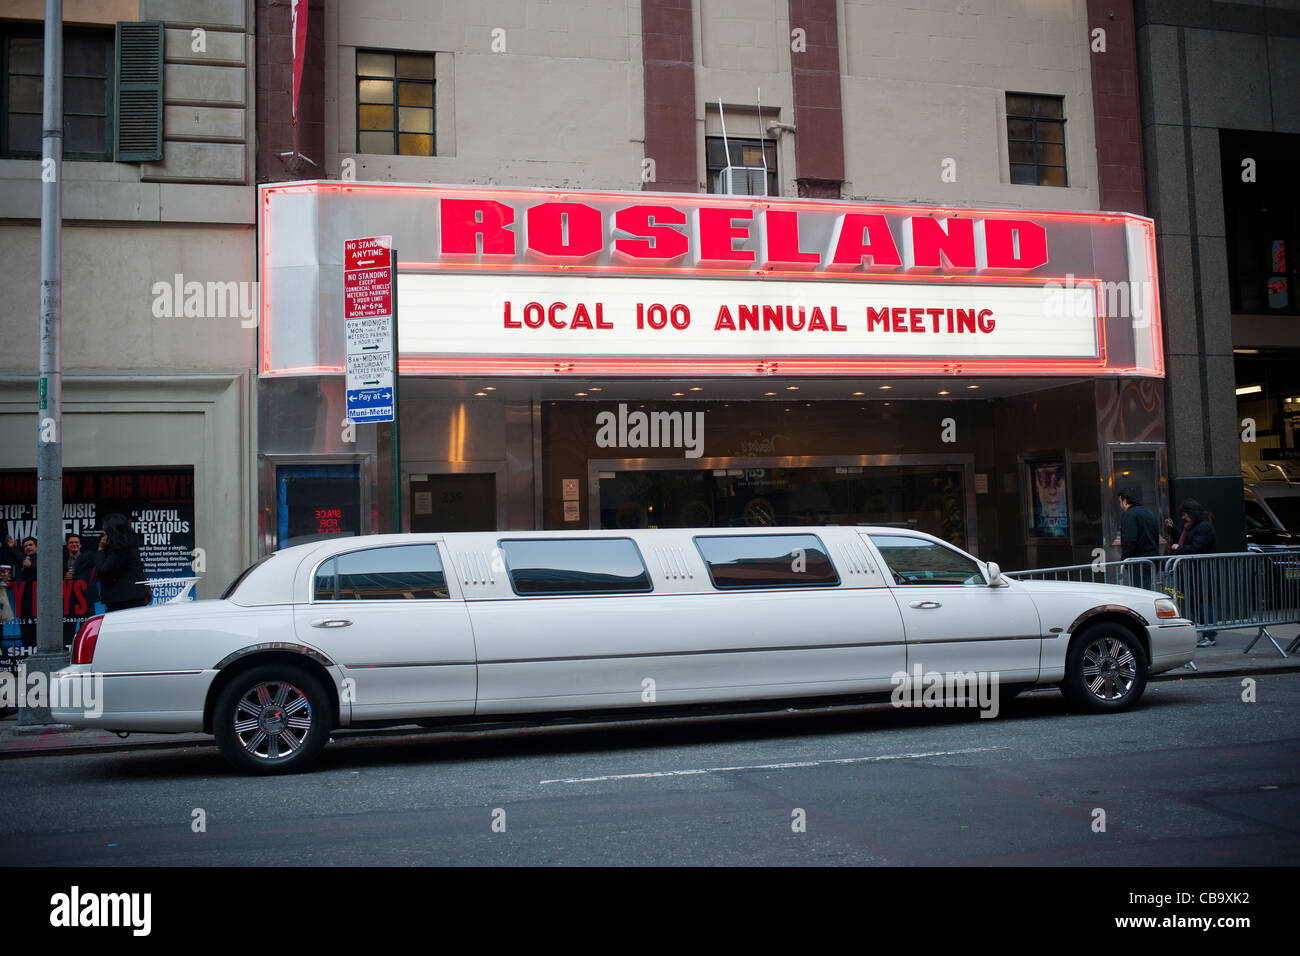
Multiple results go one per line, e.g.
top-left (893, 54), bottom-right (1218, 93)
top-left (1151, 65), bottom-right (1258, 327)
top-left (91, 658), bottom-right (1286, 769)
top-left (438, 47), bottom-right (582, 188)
top-left (114, 21), bottom-right (163, 161)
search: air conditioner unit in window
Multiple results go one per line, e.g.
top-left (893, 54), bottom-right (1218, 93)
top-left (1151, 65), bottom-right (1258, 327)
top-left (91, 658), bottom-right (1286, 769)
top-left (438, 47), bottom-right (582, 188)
top-left (720, 166), bottom-right (767, 196)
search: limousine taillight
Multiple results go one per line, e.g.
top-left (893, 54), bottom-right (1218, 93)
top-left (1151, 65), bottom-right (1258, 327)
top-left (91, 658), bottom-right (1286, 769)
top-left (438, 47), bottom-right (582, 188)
top-left (71, 615), bottom-right (104, 665)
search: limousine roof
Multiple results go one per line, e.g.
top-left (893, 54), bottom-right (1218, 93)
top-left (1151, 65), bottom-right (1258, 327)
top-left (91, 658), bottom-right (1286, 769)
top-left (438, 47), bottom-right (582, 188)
top-left (226, 526), bottom-right (957, 606)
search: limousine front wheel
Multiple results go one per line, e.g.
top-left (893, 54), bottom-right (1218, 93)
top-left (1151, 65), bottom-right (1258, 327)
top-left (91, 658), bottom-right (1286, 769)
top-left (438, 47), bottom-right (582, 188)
top-left (214, 665), bottom-right (331, 774)
top-left (1062, 624), bottom-right (1148, 713)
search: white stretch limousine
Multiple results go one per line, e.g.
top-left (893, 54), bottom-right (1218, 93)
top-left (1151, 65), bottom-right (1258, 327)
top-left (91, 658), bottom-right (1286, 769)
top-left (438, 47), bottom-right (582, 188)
top-left (52, 528), bottom-right (1197, 773)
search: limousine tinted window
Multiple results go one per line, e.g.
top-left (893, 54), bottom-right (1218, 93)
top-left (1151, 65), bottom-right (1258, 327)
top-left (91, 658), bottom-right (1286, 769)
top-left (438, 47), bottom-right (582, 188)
top-left (314, 544), bottom-right (449, 600)
top-left (499, 538), bottom-right (652, 595)
top-left (869, 535), bottom-right (984, 585)
top-left (694, 534), bottom-right (839, 589)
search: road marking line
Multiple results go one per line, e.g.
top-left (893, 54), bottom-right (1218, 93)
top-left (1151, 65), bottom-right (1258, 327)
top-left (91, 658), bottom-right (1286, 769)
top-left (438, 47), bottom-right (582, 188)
top-left (539, 746), bottom-right (1004, 785)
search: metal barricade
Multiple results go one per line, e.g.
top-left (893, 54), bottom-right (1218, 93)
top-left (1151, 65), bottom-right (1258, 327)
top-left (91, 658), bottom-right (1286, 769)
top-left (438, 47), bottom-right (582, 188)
top-left (1007, 551), bottom-right (1300, 658)
top-left (1163, 552), bottom-right (1300, 657)
top-left (1005, 557), bottom-right (1163, 591)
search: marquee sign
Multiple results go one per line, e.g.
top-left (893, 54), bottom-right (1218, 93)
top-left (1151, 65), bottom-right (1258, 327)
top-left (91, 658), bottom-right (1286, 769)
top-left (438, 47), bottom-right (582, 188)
top-left (258, 181), bottom-right (1163, 377)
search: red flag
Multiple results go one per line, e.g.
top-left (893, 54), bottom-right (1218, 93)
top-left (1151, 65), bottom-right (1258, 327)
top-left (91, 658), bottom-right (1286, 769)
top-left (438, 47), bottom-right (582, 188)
top-left (291, 0), bottom-right (308, 124)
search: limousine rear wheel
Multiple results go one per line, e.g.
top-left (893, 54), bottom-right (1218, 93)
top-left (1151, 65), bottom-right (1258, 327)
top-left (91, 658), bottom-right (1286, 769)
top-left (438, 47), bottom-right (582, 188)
top-left (1062, 624), bottom-right (1148, 713)
top-left (214, 665), bottom-right (331, 775)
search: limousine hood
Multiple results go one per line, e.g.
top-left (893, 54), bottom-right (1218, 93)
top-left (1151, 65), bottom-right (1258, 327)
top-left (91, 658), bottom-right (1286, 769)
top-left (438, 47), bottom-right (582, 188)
top-left (1014, 579), bottom-right (1172, 615)
top-left (1014, 579), bottom-right (1163, 599)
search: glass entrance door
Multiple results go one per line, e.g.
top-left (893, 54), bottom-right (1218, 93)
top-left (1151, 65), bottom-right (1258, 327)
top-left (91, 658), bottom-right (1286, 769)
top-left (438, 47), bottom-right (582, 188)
top-left (409, 473), bottom-right (497, 532)
top-left (594, 457), bottom-right (975, 549)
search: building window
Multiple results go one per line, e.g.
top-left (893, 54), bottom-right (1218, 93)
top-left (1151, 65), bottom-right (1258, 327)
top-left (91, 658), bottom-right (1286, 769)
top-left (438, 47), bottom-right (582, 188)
top-left (706, 136), bottom-right (777, 196)
top-left (1221, 130), bottom-right (1300, 315)
top-left (1006, 93), bottom-right (1066, 187)
top-left (2, 26), bottom-right (113, 160)
top-left (356, 50), bottom-right (434, 156)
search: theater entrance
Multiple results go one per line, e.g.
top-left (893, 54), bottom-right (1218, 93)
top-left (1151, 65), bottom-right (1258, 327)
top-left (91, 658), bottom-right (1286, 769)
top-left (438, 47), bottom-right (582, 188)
top-left (589, 454), bottom-right (977, 550)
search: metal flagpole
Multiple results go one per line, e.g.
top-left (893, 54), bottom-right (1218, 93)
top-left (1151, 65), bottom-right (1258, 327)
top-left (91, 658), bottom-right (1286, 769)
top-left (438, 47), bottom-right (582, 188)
top-left (20, 0), bottom-right (68, 727)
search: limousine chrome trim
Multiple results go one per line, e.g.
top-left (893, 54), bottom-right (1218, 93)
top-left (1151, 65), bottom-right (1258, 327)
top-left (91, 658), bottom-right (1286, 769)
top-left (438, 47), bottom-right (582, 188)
top-left (1067, 604), bottom-right (1151, 634)
top-left (454, 550), bottom-right (498, 587)
top-left (93, 669), bottom-right (206, 677)
top-left (906, 635), bottom-right (1041, 645)
top-left (342, 661), bottom-right (467, 669)
top-left (480, 639), bottom-right (909, 664)
top-left (214, 642), bottom-right (336, 670)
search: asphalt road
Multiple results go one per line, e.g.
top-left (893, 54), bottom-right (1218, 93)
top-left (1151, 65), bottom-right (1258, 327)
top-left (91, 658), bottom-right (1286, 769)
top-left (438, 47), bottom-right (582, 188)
top-left (1, 673), bottom-right (1297, 866)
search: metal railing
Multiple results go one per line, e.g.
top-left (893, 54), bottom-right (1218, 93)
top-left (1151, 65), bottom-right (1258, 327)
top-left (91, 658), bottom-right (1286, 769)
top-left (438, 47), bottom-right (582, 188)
top-left (1006, 550), bottom-right (1300, 658)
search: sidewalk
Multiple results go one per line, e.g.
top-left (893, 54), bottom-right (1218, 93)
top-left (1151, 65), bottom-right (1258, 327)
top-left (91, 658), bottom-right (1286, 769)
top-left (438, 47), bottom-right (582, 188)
top-left (1, 624), bottom-right (1296, 757)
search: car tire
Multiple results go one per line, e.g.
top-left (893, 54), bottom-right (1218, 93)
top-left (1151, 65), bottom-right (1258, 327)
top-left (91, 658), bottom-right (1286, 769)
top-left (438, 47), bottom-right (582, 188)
top-left (1061, 624), bottom-right (1148, 713)
top-left (213, 664), bottom-right (333, 774)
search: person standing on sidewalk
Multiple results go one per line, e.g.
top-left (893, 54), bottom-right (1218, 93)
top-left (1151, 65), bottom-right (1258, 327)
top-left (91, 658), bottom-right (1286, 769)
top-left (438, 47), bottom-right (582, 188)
top-left (93, 515), bottom-right (152, 612)
top-left (1117, 488), bottom-right (1160, 590)
top-left (1166, 498), bottom-right (1218, 646)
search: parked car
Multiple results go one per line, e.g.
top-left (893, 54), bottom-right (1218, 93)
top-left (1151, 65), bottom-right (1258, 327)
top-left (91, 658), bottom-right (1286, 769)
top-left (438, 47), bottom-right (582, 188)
top-left (1245, 481), bottom-right (1300, 552)
top-left (52, 527), bottom-right (1196, 774)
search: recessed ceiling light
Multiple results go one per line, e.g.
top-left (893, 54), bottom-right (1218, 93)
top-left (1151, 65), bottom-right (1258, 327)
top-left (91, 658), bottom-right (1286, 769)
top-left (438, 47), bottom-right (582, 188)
top-left (883, 402), bottom-right (891, 406)
top-left (474, 391), bottom-right (487, 397)
top-left (672, 392), bottom-right (685, 397)
top-left (484, 386), bottom-right (496, 391)
top-left (967, 384), bottom-right (980, 389)
top-left (786, 385), bottom-right (799, 390)
top-left (852, 391), bottom-right (865, 396)
top-left (689, 386), bottom-right (703, 391)
top-left (589, 387), bottom-right (601, 391)
top-left (575, 392), bottom-right (588, 397)
top-left (938, 390), bottom-right (950, 395)
top-left (764, 391), bottom-right (777, 396)
top-left (879, 385), bottom-right (892, 390)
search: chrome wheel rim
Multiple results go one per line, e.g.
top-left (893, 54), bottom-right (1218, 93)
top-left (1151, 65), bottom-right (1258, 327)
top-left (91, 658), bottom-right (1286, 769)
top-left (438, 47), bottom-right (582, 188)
top-left (1081, 637), bottom-right (1137, 701)
top-left (232, 680), bottom-right (313, 761)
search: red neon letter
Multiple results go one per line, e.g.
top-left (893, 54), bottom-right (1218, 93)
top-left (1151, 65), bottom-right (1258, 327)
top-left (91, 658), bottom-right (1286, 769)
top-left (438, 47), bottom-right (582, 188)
top-left (829, 214), bottom-right (901, 271)
top-left (697, 208), bottom-right (755, 266)
top-left (982, 219), bottom-right (1048, 271)
top-left (440, 198), bottom-right (515, 259)
top-left (762, 210), bottom-right (820, 268)
top-left (526, 202), bottom-right (603, 263)
top-left (906, 217), bottom-right (976, 271)
top-left (613, 205), bottom-right (688, 262)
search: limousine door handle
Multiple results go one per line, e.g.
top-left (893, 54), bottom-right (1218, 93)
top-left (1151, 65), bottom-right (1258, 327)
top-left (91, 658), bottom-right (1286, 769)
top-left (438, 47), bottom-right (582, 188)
top-left (311, 618), bottom-right (353, 628)
top-left (908, 601), bottom-right (943, 609)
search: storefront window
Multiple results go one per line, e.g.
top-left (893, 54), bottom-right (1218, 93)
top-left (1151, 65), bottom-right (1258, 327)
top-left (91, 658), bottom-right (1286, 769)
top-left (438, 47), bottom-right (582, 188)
top-left (597, 463), bottom-right (969, 548)
top-left (277, 463), bottom-right (362, 549)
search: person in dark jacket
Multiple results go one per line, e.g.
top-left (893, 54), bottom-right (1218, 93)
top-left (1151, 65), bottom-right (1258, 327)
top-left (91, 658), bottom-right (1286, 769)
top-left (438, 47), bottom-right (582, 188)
top-left (92, 514), bottom-right (151, 612)
top-left (1117, 488), bottom-right (1160, 590)
top-left (1117, 488), bottom-right (1160, 558)
top-left (1166, 498), bottom-right (1217, 645)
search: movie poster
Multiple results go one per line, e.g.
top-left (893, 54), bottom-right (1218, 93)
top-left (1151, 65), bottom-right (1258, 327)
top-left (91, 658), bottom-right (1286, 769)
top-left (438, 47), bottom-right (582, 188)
top-left (1027, 457), bottom-right (1069, 539)
top-left (0, 467), bottom-right (196, 674)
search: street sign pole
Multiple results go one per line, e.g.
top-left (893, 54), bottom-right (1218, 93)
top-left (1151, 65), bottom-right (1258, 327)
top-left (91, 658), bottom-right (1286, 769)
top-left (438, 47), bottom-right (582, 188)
top-left (343, 237), bottom-right (398, 532)
top-left (21, 0), bottom-right (67, 728)
top-left (389, 248), bottom-right (401, 533)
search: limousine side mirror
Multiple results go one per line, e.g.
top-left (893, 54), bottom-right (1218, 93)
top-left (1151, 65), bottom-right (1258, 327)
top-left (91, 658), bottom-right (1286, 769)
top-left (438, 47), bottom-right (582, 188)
top-left (985, 562), bottom-right (1003, 586)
